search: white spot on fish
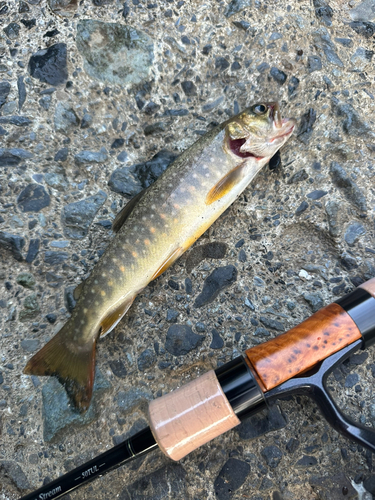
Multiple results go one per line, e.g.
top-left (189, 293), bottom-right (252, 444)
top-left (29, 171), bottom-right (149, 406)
top-left (192, 173), bottom-right (198, 179)
top-left (83, 308), bottom-right (88, 313)
top-left (205, 173), bottom-right (210, 177)
top-left (142, 216), bottom-right (146, 221)
top-left (81, 320), bottom-right (85, 325)
top-left (91, 289), bottom-right (95, 294)
top-left (102, 273), bottom-right (106, 278)
top-left (94, 280), bottom-right (98, 284)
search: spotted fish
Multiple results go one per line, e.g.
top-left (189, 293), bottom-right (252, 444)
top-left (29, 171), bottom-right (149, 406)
top-left (24, 102), bottom-right (296, 412)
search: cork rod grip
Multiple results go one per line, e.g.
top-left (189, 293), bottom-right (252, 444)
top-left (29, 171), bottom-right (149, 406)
top-left (148, 370), bottom-right (240, 461)
top-left (359, 277), bottom-right (375, 299)
top-left (245, 302), bottom-right (362, 392)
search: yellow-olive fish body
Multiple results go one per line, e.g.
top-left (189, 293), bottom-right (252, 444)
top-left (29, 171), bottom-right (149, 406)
top-left (24, 102), bottom-right (295, 411)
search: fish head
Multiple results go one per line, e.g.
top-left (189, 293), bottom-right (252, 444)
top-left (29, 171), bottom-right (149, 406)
top-left (225, 102), bottom-right (296, 163)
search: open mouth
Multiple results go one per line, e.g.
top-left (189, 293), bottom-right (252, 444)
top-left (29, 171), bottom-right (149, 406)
top-left (229, 138), bottom-right (259, 159)
top-left (270, 123), bottom-right (295, 143)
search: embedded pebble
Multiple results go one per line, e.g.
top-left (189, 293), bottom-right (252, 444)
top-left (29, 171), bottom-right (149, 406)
top-left (16, 272), bottom-right (35, 289)
top-left (0, 231), bottom-right (25, 261)
top-left (349, 21), bottom-right (375, 38)
top-left (313, 0), bottom-right (333, 26)
top-left (345, 222), bottom-right (366, 246)
top-left (297, 108), bottom-right (316, 144)
top-left (331, 101), bottom-right (372, 137)
top-left (28, 43), bottom-right (68, 85)
top-left (0, 148), bottom-right (32, 166)
top-left (19, 294), bottom-right (40, 322)
top-left (214, 458), bottom-right (250, 500)
top-left (17, 184), bottom-right (50, 213)
top-left (259, 316), bottom-right (284, 331)
top-left (109, 359), bottom-right (127, 378)
top-left (185, 242), bottom-right (227, 274)
top-left (54, 102), bottom-right (80, 133)
top-left (132, 150), bottom-right (178, 188)
top-left (312, 28), bottom-right (343, 66)
top-left (325, 199), bottom-right (341, 237)
top-left (295, 201), bottom-right (309, 215)
top-left (0, 80), bottom-right (10, 107)
top-left (74, 149), bottom-right (108, 164)
top-left (25, 238), bottom-right (39, 263)
top-left (329, 162), bottom-right (367, 212)
top-left (303, 292), bottom-right (324, 312)
top-left (210, 328), bottom-right (224, 349)
top-left (0, 461), bottom-right (29, 491)
top-left (350, 0), bottom-right (375, 21)
top-left (270, 66), bottom-right (287, 85)
top-left (137, 348), bottom-right (156, 371)
top-left (194, 265), bottom-right (237, 308)
top-left (120, 464), bottom-right (187, 499)
top-left (76, 21), bottom-right (154, 86)
top-left (288, 169), bottom-right (308, 184)
top-left (166, 309), bottom-right (179, 323)
top-left (165, 324), bottom-right (205, 356)
top-left (62, 190), bottom-right (107, 239)
top-left (108, 168), bottom-right (142, 197)
top-left (261, 445), bottom-right (283, 468)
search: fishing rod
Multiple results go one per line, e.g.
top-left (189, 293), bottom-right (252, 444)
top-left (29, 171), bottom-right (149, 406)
top-left (20, 278), bottom-right (375, 500)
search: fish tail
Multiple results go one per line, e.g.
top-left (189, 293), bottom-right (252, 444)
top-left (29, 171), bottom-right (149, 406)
top-left (23, 322), bottom-right (96, 413)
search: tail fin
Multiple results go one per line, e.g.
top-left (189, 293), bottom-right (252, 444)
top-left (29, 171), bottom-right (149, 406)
top-left (24, 323), bottom-right (97, 413)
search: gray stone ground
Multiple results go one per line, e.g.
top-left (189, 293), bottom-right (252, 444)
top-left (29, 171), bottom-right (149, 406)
top-left (0, 0), bottom-right (375, 499)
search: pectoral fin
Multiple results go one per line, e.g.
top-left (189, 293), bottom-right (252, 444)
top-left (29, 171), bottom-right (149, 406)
top-left (112, 188), bottom-right (149, 233)
top-left (206, 161), bottom-right (246, 205)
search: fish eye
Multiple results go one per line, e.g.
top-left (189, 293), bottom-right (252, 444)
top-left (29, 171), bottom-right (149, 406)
top-left (252, 103), bottom-right (268, 115)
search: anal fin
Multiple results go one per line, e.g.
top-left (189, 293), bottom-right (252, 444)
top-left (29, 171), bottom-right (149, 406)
top-left (206, 161), bottom-right (246, 205)
top-left (99, 297), bottom-right (136, 337)
top-left (112, 188), bottom-right (149, 233)
top-left (151, 247), bottom-right (184, 281)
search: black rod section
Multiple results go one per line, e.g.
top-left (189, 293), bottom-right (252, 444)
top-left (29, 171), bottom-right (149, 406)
top-left (215, 356), bottom-right (266, 419)
top-left (19, 427), bottom-right (157, 500)
top-left (336, 288), bottom-right (375, 348)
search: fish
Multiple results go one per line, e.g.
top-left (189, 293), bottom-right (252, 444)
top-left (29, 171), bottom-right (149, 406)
top-left (24, 102), bottom-right (296, 412)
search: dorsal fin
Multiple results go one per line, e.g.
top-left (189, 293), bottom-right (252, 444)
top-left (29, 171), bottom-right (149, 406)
top-left (112, 188), bottom-right (148, 233)
top-left (206, 161), bottom-right (246, 205)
